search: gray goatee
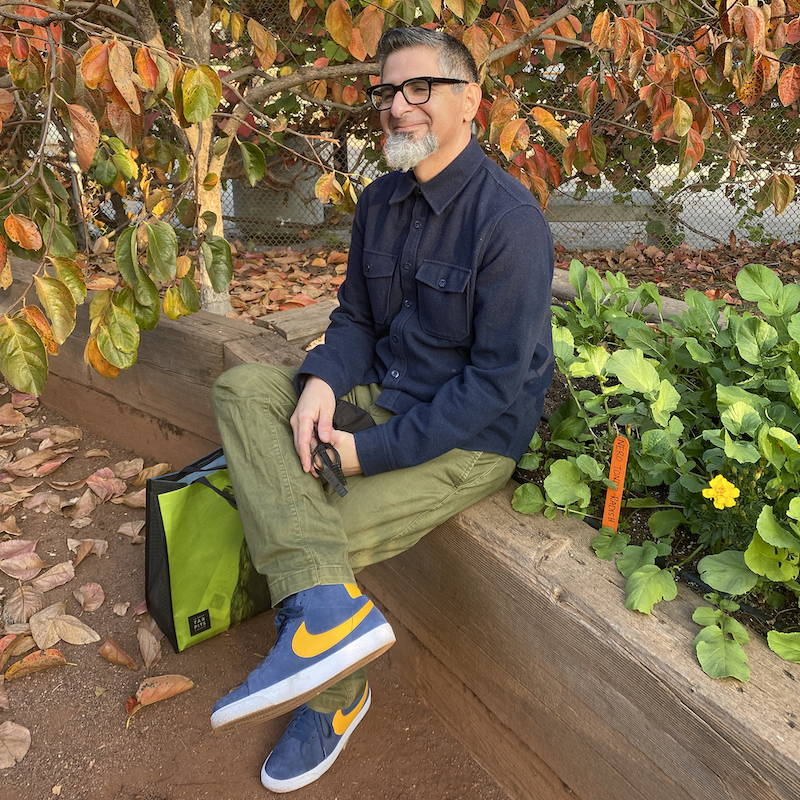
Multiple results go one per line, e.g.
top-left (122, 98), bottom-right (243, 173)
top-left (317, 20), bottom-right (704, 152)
top-left (383, 131), bottom-right (439, 172)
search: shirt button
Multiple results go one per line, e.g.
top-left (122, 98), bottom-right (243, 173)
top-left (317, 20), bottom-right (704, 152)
top-left (404, 299), bottom-right (412, 308)
top-left (413, 221), bottom-right (421, 229)
top-left (403, 262), bottom-right (410, 271)
top-left (366, 264), bottom-right (371, 271)
top-left (438, 278), bottom-right (446, 287)
top-left (390, 369), bottom-right (400, 378)
top-left (392, 335), bottom-right (399, 343)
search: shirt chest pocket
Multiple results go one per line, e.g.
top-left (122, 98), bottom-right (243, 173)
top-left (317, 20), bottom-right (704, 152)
top-left (415, 260), bottom-right (472, 341)
top-left (362, 250), bottom-right (398, 325)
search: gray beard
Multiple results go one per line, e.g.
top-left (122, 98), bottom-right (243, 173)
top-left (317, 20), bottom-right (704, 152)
top-left (383, 131), bottom-right (439, 172)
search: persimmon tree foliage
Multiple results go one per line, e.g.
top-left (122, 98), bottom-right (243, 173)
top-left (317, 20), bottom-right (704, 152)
top-left (0, 1), bottom-right (798, 396)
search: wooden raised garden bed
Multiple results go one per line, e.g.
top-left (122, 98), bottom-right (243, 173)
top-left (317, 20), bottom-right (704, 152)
top-left (6, 277), bottom-right (798, 800)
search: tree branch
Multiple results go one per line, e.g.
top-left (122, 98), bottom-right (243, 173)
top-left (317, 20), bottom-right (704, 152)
top-left (487, 0), bottom-right (594, 65)
top-left (64, 1), bottom-right (136, 26)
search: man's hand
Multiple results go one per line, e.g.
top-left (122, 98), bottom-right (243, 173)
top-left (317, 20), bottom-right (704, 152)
top-left (327, 430), bottom-right (361, 477)
top-left (290, 376), bottom-right (336, 474)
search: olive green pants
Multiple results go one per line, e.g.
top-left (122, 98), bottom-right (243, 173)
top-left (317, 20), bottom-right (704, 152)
top-left (210, 363), bottom-right (515, 712)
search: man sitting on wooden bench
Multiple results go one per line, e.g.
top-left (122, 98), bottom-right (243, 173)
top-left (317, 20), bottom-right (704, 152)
top-left (209, 27), bottom-right (554, 793)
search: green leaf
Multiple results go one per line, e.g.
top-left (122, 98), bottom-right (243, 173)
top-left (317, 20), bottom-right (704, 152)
top-left (96, 325), bottom-right (136, 369)
top-left (182, 66), bottom-right (222, 123)
top-left (650, 379), bottom-right (680, 427)
top-left (132, 296), bottom-right (160, 331)
top-left (692, 606), bottom-right (723, 627)
top-left (200, 211), bottom-right (218, 230)
top-left (511, 483), bottom-right (546, 515)
top-left (106, 303), bottom-right (139, 354)
top-left (736, 263), bottom-right (783, 305)
top-left (50, 257), bottom-right (86, 304)
top-left (693, 626), bottom-right (750, 681)
top-left (111, 152), bottom-right (134, 181)
top-left (34, 276), bottom-right (76, 345)
top-left (617, 541), bottom-right (659, 578)
top-left (723, 431), bottom-right (761, 464)
top-left (745, 531), bottom-right (800, 582)
top-left (720, 401), bottom-right (762, 436)
top-left (606, 349), bottom-right (660, 394)
top-left (552, 325), bottom-right (575, 363)
top-left (144, 222), bottom-right (177, 282)
top-left (573, 343), bottom-right (610, 378)
top-left (206, 235), bottom-right (233, 293)
top-left (734, 317), bottom-right (778, 365)
top-left (179, 276), bottom-right (200, 313)
top-left (544, 460), bottom-right (591, 507)
top-left (767, 631), bottom-right (800, 663)
top-left (648, 509), bottom-right (686, 538)
top-left (115, 226), bottom-right (140, 286)
top-left (756, 505), bottom-right (800, 551)
top-left (575, 454), bottom-right (604, 481)
top-left (591, 528), bottom-right (630, 560)
top-left (517, 452), bottom-right (540, 470)
top-left (94, 158), bottom-right (118, 186)
top-left (238, 141), bottom-right (266, 187)
top-left (134, 269), bottom-right (159, 308)
top-left (786, 366), bottom-right (800, 416)
top-left (697, 551), bottom-right (759, 595)
top-left (42, 221), bottom-right (77, 260)
top-left (0, 316), bottom-right (48, 395)
top-left (624, 565), bottom-right (677, 614)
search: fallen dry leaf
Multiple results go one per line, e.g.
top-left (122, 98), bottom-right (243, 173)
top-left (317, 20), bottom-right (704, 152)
top-left (113, 602), bottom-right (130, 616)
top-left (30, 561), bottom-right (75, 592)
top-left (136, 625), bottom-right (161, 670)
top-left (73, 582), bottom-right (105, 612)
top-left (99, 636), bottom-right (136, 670)
top-left (5, 448), bottom-right (58, 477)
top-left (22, 491), bottom-right (63, 514)
top-left (1, 586), bottom-right (46, 627)
top-left (0, 720), bottom-right (31, 767)
top-left (85, 449), bottom-right (110, 458)
top-left (67, 538), bottom-right (107, 566)
top-left (29, 602), bottom-right (66, 650)
top-left (111, 488), bottom-right (146, 508)
top-left (0, 550), bottom-right (48, 580)
top-left (4, 648), bottom-right (67, 681)
top-left (117, 520), bottom-right (145, 543)
top-left (34, 454), bottom-right (73, 476)
top-left (86, 468), bottom-right (127, 501)
top-left (132, 463), bottom-right (171, 486)
top-left (127, 674), bottom-right (193, 717)
top-left (0, 404), bottom-right (24, 426)
top-left (47, 478), bottom-right (87, 492)
top-left (0, 515), bottom-right (21, 535)
top-left (133, 600), bottom-right (148, 615)
top-left (69, 518), bottom-right (93, 530)
top-left (0, 675), bottom-right (7, 711)
top-left (113, 458), bottom-right (144, 479)
top-left (10, 392), bottom-right (37, 409)
top-left (0, 538), bottom-right (37, 559)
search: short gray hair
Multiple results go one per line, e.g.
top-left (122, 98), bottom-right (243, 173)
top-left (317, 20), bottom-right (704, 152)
top-left (376, 28), bottom-right (479, 86)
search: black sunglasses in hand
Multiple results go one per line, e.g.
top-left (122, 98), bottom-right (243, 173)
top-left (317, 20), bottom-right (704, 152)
top-left (368, 77), bottom-right (469, 111)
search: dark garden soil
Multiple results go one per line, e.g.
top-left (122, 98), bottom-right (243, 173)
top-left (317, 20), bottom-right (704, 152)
top-left (0, 392), bottom-right (508, 800)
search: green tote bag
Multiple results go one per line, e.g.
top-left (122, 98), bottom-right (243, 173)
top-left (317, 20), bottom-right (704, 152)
top-left (145, 449), bottom-right (271, 652)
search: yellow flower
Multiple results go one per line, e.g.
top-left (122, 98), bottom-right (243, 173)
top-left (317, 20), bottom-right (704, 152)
top-left (702, 475), bottom-right (740, 510)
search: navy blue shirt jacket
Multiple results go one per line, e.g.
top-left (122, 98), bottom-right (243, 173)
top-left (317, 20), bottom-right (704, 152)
top-left (297, 137), bottom-right (554, 476)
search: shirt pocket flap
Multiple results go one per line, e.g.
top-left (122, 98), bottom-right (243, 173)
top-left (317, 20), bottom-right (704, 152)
top-left (416, 260), bottom-right (471, 293)
top-left (362, 250), bottom-right (397, 278)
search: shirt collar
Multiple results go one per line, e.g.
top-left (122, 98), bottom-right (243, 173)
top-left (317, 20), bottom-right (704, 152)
top-left (388, 137), bottom-right (484, 215)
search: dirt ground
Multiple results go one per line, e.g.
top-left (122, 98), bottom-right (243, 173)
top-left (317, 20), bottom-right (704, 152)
top-left (0, 394), bottom-right (508, 800)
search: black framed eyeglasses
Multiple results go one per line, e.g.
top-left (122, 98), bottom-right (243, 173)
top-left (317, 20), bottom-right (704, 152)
top-left (368, 77), bottom-right (469, 111)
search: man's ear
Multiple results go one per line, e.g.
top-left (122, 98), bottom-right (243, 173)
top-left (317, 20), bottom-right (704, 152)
top-left (462, 82), bottom-right (482, 122)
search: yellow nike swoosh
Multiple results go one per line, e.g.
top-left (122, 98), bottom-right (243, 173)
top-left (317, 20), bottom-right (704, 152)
top-left (333, 685), bottom-right (369, 735)
top-left (292, 600), bottom-right (374, 659)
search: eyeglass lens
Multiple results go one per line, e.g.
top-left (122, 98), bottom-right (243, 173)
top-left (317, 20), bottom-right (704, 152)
top-left (373, 79), bottom-right (431, 110)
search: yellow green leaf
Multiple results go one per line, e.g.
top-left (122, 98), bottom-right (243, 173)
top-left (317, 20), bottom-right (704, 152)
top-left (0, 316), bottom-right (48, 395)
top-left (34, 276), bottom-right (76, 345)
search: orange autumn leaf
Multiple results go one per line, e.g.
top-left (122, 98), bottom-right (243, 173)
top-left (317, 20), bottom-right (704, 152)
top-left (127, 674), bottom-right (194, 717)
top-left (4, 648), bottom-right (66, 680)
top-left (99, 636), bottom-right (136, 669)
top-left (4, 214), bottom-right (42, 251)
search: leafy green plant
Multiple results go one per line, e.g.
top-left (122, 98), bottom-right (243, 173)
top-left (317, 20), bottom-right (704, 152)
top-left (515, 259), bottom-right (800, 680)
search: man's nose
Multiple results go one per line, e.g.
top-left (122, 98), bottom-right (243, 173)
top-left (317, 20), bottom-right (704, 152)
top-left (389, 88), bottom-right (413, 115)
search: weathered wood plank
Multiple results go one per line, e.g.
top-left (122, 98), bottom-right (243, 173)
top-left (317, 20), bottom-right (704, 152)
top-left (361, 486), bottom-right (800, 800)
top-left (254, 299), bottom-right (339, 348)
top-left (224, 330), bottom-right (304, 370)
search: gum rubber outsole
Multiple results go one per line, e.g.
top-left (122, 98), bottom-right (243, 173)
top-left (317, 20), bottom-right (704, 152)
top-left (211, 626), bottom-right (394, 735)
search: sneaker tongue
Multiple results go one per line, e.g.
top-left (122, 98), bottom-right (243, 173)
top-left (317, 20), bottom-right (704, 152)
top-left (287, 706), bottom-right (317, 741)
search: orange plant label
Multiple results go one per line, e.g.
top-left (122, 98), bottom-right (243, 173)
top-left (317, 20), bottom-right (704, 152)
top-left (602, 436), bottom-right (630, 531)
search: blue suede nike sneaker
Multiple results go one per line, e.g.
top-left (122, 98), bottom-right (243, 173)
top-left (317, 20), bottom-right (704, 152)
top-left (261, 683), bottom-right (371, 793)
top-left (210, 584), bottom-right (393, 733)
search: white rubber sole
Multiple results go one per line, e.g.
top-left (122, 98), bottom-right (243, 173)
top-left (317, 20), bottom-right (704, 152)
top-left (261, 690), bottom-right (372, 793)
top-left (211, 624), bottom-right (394, 734)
